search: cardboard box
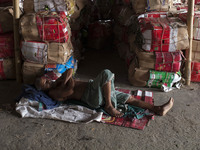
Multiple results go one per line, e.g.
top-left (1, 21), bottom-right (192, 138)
top-left (140, 17), bottom-right (189, 52)
top-left (0, 7), bottom-right (14, 33)
top-left (23, 61), bottom-right (45, 84)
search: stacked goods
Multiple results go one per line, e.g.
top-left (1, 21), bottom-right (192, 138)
top-left (0, 7), bottom-right (15, 80)
top-left (90, 0), bottom-right (114, 21)
top-left (137, 16), bottom-right (189, 52)
top-left (178, 12), bottom-right (200, 82)
top-left (87, 20), bottom-right (113, 50)
top-left (69, 0), bottom-right (91, 60)
top-left (130, 0), bottom-right (176, 14)
top-left (85, 0), bottom-right (114, 50)
top-left (127, 11), bottom-right (189, 91)
top-left (23, 0), bottom-right (76, 18)
top-left (0, 0), bottom-right (12, 7)
top-left (191, 62), bottom-right (200, 82)
top-left (111, 3), bottom-right (135, 62)
top-left (20, 1), bottom-right (78, 84)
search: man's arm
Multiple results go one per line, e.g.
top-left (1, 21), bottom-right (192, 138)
top-left (48, 78), bottom-right (75, 101)
top-left (62, 68), bottom-right (73, 85)
top-left (55, 68), bottom-right (73, 87)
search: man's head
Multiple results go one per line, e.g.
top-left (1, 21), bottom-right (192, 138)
top-left (35, 77), bottom-right (53, 91)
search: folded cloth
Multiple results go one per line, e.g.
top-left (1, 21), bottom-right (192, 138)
top-left (16, 84), bottom-right (60, 109)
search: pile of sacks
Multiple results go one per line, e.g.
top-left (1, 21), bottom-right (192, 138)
top-left (0, 6), bottom-right (16, 80)
top-left (178, 12), bottom-right (200, 82)
top-left (20, 0), bottom-right (80, 84)
top-left (111, 0), bottom-right (190, 92)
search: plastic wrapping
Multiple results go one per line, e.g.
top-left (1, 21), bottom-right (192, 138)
top-left (147, 70), bottom-right (182, 92)
top-left (139, 17), bottom-right (189, 52)
top-left (23, 0), bottom-right (76, 17)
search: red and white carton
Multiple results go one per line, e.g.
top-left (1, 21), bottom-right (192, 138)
top-left (0, 32), bottom-right (14, 58)
top-left (155, 51), bottom-right (182, 72)
top-left (139, 17), bottom-right (189, 52)
top-left (138, 12), bottom-right (168, 19)
top-left (191, 61), bottom-right (200, 82)
top-left (36, 12), bottom-right (70, 43)
top-left (21, 41), bottom-right (47, 64)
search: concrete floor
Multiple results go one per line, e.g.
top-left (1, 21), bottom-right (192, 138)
top-left (0, 49), bottom-right (200, 150)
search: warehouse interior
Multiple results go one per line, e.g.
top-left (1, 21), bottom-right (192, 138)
top-left (0, 0), bottom-right (200, 150)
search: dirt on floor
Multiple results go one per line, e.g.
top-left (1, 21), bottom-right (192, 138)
top-left (0, 49), bottom-right (200, 150)
top-left (0, 79), bottom-right (200, 150)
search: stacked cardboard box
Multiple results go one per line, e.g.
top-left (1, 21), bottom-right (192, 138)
top-left (178, 12), bottom-right (200, 82)
top-left (106, 0), bottom-right (189, 92)
top-left (20, 0), bottom-right (79, 84)
top-left (0, 7), bottom-right (16, 80)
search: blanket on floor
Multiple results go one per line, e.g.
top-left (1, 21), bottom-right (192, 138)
top-left (15, 85), bottom-right (154, 129)
top-left (101, 89), bottom-right (154, 130)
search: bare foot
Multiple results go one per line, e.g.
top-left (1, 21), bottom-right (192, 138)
top-left (104, 105), bottom-right (124, 117)
top-left (155, 97), bottom-right (174, 116)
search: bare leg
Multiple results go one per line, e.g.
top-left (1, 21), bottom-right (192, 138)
top-left (126, 96), bottom-right (174, 116)
top-left (103, 81), bottom-right (124, 117)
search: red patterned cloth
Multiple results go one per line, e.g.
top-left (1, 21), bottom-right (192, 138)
top-left (101, 89), bottom-right (154, 130)
top-left (36, 12), bottom-right (70, 43)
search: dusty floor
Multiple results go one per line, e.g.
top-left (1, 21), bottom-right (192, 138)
top-left (0, 49), bottom-right (200, 150)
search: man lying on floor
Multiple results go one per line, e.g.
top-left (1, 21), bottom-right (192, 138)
top-left (35, 69), bottom-right (174, 117)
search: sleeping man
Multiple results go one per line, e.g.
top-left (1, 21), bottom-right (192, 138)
top-left (35, 69), bottom-right (174, 117)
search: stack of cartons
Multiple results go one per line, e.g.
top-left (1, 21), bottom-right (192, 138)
top-left (20, 0), bottom-right (77, 84)
top-left (111, 1), bottom-right (134, 63)
top-left (125, 1), bottom-right (189, 91)
top-left (86, 0), bottom-right (114, 50)
top-left (178, 12), bottom-right (200, 82)
top-left (0, 7), bottom-right (16, 80)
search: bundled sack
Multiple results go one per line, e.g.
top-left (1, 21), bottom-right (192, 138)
top-left (178, 12), bottom-right (200, 40)
top-left (87, 20), bottom-right (113, 50)
top-left (131, 0), bottom-right (174, 14)
top-left (128, 58), bottom-right (149, 87)
top-left (0, 58), bottom-right (15, 80)
top-left (192, 40), bottom-right (200, 62)
top-left (70, 0), bottom-right (90, 20)
top-left (147, 70), bottom-right (182, 92)
top-left (23, 61), bottom-right (45, 84)
top-left (21, 41), bottom-right (73, 64)
top-left (111, 6), bottom-right (135, 26)
top-left (191, 61), bottom-right (200, 82)
top-left (0, 32), bottom-right (14, 58)
top-left (0, 7), bottom-right (14, 33)
top-left (20, 12), bottom-right (71, 43)
top-left (138, 17), bottom-right (189, 52)
top-left (23, 0), bottom-right (76, 17)
top-left (136, 51), bottom-right (182, 72)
